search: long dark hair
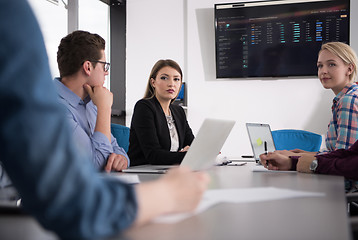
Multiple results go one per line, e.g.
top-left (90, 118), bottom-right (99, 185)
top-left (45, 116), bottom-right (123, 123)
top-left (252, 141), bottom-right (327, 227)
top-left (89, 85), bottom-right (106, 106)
top-left (143, 59), bottom-right (183, 101)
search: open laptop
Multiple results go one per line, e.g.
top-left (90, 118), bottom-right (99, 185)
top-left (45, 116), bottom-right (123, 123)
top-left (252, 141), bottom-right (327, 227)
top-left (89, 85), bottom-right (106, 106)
top-left (246, 123), bottom-right (276, 163)
top-left (122, 118), bottom-right (236, 173)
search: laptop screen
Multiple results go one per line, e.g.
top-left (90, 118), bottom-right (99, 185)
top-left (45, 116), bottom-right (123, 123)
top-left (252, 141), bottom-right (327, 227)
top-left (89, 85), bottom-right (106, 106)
top-left (181, 118), bottom-right (235, 170)
top-left (246, 123), bottom-right (276, 162)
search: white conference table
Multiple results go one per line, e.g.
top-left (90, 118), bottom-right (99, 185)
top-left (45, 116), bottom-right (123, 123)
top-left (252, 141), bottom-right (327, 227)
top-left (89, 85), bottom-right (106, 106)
top-left (117, 162), bottom-right (352, 240)
top-left (0, 162), bottom-right (352, 240)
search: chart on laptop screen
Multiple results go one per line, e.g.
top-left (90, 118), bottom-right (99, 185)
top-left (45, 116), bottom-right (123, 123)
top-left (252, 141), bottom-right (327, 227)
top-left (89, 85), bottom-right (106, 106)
top-left (246, 123), bottom-right (276, 161)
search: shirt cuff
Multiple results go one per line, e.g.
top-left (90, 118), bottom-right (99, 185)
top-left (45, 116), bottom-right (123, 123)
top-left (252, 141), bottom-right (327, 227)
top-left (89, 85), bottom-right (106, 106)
top-left (289, 156), bottom-right (301, 171)
top-left (92, 131), bottom-right (113, 148)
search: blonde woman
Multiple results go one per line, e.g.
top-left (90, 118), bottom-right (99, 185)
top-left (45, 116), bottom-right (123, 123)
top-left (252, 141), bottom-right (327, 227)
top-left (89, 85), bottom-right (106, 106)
top-left (287, 42), bottom-right (357, 154)
top-left (318, 42), bottom-right (358, 151)
top-left (262, 42), bottom-right (358, 172)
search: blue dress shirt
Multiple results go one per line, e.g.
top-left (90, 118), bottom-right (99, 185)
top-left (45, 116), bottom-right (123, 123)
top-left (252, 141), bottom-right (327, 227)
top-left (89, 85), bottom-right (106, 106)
top-left (0, 0), bottom-right (137, 239)
top-left (54, 78), bottom-right (130, 169)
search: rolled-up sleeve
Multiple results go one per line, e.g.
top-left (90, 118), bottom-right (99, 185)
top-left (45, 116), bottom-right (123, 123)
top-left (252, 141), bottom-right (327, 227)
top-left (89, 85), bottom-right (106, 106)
top-left (91, 131), bottom-right (114, 168)
top-left (112, 135), bottom-right (130, 166)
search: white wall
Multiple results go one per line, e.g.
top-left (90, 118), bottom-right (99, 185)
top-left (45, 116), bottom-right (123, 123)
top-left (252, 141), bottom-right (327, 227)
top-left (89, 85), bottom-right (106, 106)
top-left (126, 0), bottom-right (358, 157)
top-left (126, 0), bottom-right (185, 120)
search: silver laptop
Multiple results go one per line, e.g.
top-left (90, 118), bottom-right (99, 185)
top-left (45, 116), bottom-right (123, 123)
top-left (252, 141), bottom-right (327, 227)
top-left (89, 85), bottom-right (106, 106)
top-left (123, 118), bottom-right (235, 173)
top-left (246, 123), bottom-right (276, 163)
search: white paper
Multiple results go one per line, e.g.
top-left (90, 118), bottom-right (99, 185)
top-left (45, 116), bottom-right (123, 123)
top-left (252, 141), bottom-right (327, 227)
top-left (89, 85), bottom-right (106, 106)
top-left (154, 187), bottom-right (325, 224)
top-left (251, 165), bottom-right (297, 173)
top-left (110, 174), bottom-right (140, 184)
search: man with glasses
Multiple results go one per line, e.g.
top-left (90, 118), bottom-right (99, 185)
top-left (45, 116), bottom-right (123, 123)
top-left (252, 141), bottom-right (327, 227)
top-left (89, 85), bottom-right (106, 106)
top-left (0, 2), bottom-right (209, 239)
top-left (55, 30), bottom-right (129, 172)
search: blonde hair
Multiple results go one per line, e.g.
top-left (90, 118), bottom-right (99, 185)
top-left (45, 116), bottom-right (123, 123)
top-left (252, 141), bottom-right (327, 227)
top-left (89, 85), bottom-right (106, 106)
top-left (143, 59), bottom-right (183, 101)
top-left (319, 42), bottom-right (358, 82)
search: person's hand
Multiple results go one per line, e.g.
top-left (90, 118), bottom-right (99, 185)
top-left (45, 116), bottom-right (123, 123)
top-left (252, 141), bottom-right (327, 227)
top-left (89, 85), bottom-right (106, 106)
top-left (259, 152), bottom-right (292, 171)
top-left (133, 166), bottom-right (210, 226)
top-left (274, 150), bottom-right (297, 156)
top-left (274, 149), bottom-right (315, 158)
top-left (104, 153), bottom-right (128, 172)
top-left (179, 145), bottom-right (190, 152)
top-left (296, 154), bottom-right (316, 173)
top-left (160, 166), bottom-right (210, 213)
top-left (84, 84), bottom-right (112, 141)
top-left (83, 84), bottom-right (113, 110)
top-left (290, 149), bottom-right (310, 153)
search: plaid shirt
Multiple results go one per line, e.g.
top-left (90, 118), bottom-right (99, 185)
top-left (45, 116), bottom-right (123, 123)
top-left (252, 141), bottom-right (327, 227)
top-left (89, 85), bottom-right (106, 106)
top-left (326, 84), bottom-right (358, 151)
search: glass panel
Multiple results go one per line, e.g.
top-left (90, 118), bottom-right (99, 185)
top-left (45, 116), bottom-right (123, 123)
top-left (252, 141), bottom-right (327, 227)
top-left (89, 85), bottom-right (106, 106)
top-left (28, 0), bottom-right (110, 89)
top-left (28, 0), bottom-right (67, 79)
top-left (79, 0), bottom-right (110, 89)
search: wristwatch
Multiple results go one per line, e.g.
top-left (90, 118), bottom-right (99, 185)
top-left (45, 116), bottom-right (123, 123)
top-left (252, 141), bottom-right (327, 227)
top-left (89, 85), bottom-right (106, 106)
top-left (309, 159), bottom-right (318, 172)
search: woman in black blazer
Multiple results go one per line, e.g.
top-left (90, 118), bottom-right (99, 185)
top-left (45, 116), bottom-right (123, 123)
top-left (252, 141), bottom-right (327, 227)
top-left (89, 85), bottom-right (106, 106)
top-left (128, 59), bottom-right (194, 166)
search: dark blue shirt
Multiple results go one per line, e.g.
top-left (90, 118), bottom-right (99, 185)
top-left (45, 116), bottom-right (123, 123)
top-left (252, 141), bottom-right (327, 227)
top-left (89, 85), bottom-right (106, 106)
top-left (0, 0), bottom-right (137, 239)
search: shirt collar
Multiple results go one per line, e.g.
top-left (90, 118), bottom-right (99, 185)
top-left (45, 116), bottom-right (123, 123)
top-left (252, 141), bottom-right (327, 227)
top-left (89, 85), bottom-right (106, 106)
top-left (54, 78), bottom-right (90, 107)
top-left (333, 83), bottom-right (357, 104)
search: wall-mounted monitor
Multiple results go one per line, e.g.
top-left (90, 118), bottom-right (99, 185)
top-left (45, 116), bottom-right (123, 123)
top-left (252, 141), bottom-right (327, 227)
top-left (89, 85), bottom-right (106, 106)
top-left (214, 0), bottom-right (350, 78)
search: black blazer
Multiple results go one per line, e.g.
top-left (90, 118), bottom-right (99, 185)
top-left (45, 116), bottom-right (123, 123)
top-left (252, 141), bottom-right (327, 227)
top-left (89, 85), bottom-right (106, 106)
top-left (128, 97), bottom-right (194, 166)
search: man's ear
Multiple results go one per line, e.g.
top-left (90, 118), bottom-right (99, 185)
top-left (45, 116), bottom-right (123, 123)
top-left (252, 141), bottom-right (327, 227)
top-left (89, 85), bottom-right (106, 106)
top-left (83, 61), bottom-right (92, 76)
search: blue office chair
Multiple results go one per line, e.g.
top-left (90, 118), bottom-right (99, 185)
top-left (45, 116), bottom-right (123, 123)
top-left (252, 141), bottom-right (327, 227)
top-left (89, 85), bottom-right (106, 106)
top-left (271, 129), bottom-right (322, 152)
top-left (111, 123), bottom-right (130, 152)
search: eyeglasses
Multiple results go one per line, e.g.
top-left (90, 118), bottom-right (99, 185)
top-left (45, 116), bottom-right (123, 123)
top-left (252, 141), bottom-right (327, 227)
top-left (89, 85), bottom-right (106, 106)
top-left (90, 60), bottom-right (110, 72)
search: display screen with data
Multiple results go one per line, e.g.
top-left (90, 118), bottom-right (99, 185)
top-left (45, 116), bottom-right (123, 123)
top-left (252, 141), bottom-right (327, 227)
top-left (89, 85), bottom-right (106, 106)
top-left (215, 0), bottom-right (350, 78)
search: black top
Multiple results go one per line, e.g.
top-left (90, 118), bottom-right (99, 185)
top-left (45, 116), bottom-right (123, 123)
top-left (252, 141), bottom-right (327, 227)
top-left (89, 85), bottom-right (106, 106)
top-left (128, 97), bottom-right (194, 166)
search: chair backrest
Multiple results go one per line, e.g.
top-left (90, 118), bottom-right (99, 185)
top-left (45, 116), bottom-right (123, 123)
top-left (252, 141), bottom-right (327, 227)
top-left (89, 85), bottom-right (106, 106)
top-left (271, 129), bottom-right (322, 152)
top-left (111, 123), bottom-right (130, 152)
